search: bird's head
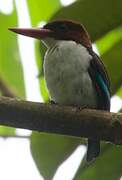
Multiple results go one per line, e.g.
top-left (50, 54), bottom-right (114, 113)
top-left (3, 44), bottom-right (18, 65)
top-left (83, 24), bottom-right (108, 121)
top-left (9, 19), bottom-right (91, 48)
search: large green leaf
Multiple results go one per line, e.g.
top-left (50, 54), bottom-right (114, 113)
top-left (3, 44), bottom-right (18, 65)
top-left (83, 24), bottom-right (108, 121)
top-left (74, 144), bottom-right (122, 180)
top-left (0, 8), bottom-right (25, 97)
top-left (52, 0), bottom-right (122, 41)
top-left (31, 133), bottom-right (80, 179)
top-left (101, 40), bottom-right (122, 94)
top-left (96, 27), bottom-right (122, 55)
top-left (27, 0), bottom-right (61, 26)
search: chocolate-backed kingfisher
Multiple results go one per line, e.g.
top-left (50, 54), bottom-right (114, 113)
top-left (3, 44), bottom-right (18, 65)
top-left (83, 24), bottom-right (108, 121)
top-left (9, 19), bottom-right (110, 161)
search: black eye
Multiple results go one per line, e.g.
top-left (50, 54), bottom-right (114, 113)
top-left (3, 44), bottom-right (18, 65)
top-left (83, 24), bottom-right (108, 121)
top-left (58, 23), bottom-right (68, 30)
top-left (44, 22), bottom-right (68, 31)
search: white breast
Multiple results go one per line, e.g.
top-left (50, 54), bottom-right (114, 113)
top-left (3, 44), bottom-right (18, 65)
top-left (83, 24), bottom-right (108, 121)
top-left (43, 40), bottom-right (97, 107)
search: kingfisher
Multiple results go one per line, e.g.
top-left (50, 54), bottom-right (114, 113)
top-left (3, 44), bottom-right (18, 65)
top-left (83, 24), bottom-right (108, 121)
top-left (9, 19), bottom-right (110, 162)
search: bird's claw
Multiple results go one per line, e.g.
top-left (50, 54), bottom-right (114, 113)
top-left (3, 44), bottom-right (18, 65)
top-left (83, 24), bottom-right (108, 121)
top-left (75, 106), bottom-right (87, 113)
top-left (49, 100), bottom-right (57, 105)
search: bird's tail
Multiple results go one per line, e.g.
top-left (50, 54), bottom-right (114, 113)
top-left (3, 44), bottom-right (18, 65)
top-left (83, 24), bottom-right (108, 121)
top-left (86, 138), bottom-right (100, 162)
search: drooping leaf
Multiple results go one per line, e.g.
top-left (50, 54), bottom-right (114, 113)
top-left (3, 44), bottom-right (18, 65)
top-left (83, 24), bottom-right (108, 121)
top-left (74, 144), bottom-right (122, 180)
top-left (31, 133), bottom-right (80, 179)
top-left (96, 27), bottom-right (122, 55)
top-left (101, 40), bottom-right (122, 94)
top-left (0, 7), bottom-right (25, 97)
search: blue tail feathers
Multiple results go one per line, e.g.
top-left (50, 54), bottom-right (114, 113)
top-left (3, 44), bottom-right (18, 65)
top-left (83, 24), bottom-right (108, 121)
top-left (86, 138), bottom-right (100, 162)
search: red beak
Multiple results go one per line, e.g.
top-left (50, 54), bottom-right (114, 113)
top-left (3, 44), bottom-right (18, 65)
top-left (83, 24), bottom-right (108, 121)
top-left (8, 28), bottom-right (53, 39)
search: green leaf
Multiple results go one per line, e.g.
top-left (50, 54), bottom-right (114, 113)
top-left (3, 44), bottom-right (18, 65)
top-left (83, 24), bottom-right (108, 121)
top-left (52, 0), bottom-right (122, 41)
top-left (101, 40), bottom-right (122, 94)
top-left (96, 27), bottom-right (122, 55)
top-left (31, 132), bottom-right (80, 179)
top-left (27, 0), bottom-right (61, 26)
top-left (0, 126), bottom-right (15, 136)
top-left (0, 8), bottom-right (25, 97)
top-left (74, 144), bottom-right (122, 180)
top-left (39, 76), bottom-right (49, 102)
top-left (116, 86), bottom-right (122, 98)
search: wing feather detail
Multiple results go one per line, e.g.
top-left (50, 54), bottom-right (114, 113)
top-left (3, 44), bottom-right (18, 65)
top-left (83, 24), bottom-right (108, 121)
top-left (88, 49), bottom-right (110, 111)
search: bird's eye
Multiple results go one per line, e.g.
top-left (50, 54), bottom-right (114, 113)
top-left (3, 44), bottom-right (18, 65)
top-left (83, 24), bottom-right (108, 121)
top-left (44, 22), bottom-right (68, 31)
top-left (58, 24), bottom-right (68, 30)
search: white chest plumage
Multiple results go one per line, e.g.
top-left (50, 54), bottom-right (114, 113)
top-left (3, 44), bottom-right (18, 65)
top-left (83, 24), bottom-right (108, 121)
top-left (44, 39), bottom-right (97, 107)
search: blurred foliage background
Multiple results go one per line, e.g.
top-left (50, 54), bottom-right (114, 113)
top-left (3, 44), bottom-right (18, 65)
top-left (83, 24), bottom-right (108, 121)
top-left (0, 0), bottom-right (122, 179)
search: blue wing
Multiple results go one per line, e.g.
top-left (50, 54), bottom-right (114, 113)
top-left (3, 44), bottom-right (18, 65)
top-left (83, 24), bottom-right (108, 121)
top-left (88, 51), bottom-right (110, 111)
top-left (86, 49), bottom-right (110, 161)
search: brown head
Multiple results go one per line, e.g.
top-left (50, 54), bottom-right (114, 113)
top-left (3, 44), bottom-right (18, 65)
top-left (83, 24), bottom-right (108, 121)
top-left (9, 19), bottom-right (92, 48)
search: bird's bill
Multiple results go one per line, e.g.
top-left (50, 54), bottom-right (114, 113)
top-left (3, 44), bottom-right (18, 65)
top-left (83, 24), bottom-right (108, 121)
top-left (9, 28), bottom-right (53, 39)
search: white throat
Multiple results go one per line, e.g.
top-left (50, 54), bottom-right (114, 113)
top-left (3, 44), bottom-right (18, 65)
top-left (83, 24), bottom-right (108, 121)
top-left (43, 38), bottom-right (97, 107)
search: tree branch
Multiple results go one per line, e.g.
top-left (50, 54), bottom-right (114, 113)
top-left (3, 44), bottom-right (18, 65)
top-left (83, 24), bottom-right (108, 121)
top-left (0, 96), bottom-right (122, 145)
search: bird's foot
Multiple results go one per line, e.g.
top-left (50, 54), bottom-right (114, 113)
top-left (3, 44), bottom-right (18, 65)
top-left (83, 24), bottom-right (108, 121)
top-left (76, 106), bottom-right (87, 111)
top-left (49, 100), bottom-right (57, 105)
top-left (75, 106), bottom-right (87, 113)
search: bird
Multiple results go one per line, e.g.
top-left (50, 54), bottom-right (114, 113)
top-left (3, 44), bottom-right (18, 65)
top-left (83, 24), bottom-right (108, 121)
top-left (9, 19), bottom-right (110, 162)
